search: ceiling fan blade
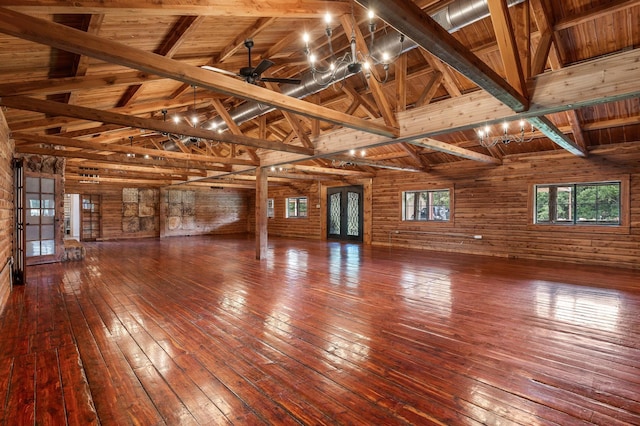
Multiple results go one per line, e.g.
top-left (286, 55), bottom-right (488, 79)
top-left (201, 65), bottom-right (239, 78)
top-left (260, 77), bottom-right (302, 85)
top-left (252, 59), bottom-right (274, 76)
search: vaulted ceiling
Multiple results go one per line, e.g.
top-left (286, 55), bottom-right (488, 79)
top-left (0, 0), bottom-right (638, 188)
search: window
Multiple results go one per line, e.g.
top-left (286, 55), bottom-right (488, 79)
top-left (286, 197), bottom-right (307, 218)
top-left (535, 182), bottom-right (620, 225)
top-left (403, 190), bottom-right (450, 221)
top-left (267, 198), bottom-right (274, 218)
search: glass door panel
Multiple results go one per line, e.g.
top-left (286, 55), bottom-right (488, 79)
top-left (25, 176), bottom-right (61, 264)
top-left (327, 185), bottom-right (363, 242)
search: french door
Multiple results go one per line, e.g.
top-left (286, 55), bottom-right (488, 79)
top-left (25, 175), bottom-right (63, 265)
top-left (327, 185), bottom-right (363, 242)
top-left (81, 194), bottom-right (101, 241)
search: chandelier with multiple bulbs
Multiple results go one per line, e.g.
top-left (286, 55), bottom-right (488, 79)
top-left (477, 120), bottom-right (536, 148)
top-left (302, 8), bottom-right (405, 86)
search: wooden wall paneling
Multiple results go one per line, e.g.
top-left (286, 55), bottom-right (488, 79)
top-left (370, 147), bottom-right (640, 269)
top-left (0, 108), bottom-right (14, 312)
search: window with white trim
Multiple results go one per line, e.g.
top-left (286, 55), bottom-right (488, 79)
top-left (535, 181), bottom-right (621, 225)
top-left (286, 197), bottom-right (307, 218)
top-left (267, 198), bottom-right (274, 218)
top-left (402, 189), bottom-right (450, 221)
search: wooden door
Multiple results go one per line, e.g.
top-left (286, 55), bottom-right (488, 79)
top-left (80, 194), bottom-right (101, 241)
top-left (327, 185), bottom-right (364, 242)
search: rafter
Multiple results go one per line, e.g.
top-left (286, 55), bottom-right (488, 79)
top-left (0, 7), bottom-right (398, 138)
top-left (12, 132), bottom-right (255, 165)
top-left (486, 0), bottom-right (527, 98)
top-left (0, 1), bottom-right (353, 17)
top-left (340, 15), bottom-right (399, 128)
top-left (356, 0), bottom-right (528, 112)
top-left (1, 96), bottom-right (314, 155)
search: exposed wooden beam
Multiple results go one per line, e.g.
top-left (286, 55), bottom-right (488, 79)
top-left (418, 50), bottom-right (463, 98)
top-left (0, 1), bottom-right (353, 17)
top-left (0, 71), bottom-right (162, 97)
top-left (531, 0), bottom-right (587, 154)
top-left (263, 82), bottom-right (313, 149)
top-left (12, 132), bottom-right (255, 165)
top-left (409, 138), bottom-right (502, 164)
top-left (291, 164), bottom-right (373, 177)
top-left (0, 7), bottom-right (398, 138)
top-left (1, 96), bottom-right (313, 155)
top-left (329, 155), bottom-right (425, 172)
top-left (396, 53), bottom-right (408, 112)
top-left (486, 0), bottom-right (527, 98)
top-left (258, 48), bottom-right (640, 168)
top-left (356, 0), bottom-right (528, 112)
top-left (14, 145), bottom-right (231, 172)
top-left (527, 116), bottom-right (586, 157)
top-left (65, 175), bottom-right (173, 186)
top-left (340, 15), bottom-right (399, 128)
top-left (66, 160), bottom-right (209, 177)
top-left (415, 71), bottom-right (443, 108)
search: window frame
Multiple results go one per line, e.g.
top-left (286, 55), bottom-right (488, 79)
top-left (285, 196), bottom-right (308, 219)
top-left (267, 198), bottom-right (274, 218)
top-left (528, 175), bottom-right (629, 235)
top-left (401, 188), bottom-right (452, 223)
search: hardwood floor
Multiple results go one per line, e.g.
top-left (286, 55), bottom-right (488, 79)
top-left (1, 235), bottom-right (639, 425)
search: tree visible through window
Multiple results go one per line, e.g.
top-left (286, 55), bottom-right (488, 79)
top-left (286, 197), bottom-right (307, 218)
top-left (535, 182), bottom-right (620, 225)
top-left (403, 190), bottom-right (450, 221)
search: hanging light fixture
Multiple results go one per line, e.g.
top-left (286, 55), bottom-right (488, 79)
top-left (302, 4), bottom-right (405, 86)
top-left (477, 120), bottom-right (536, 148)
top-left (126, 136), bottom-right (135, 157)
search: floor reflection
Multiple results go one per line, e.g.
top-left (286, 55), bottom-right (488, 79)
top-left (534, 281), bottom-right (621, 332)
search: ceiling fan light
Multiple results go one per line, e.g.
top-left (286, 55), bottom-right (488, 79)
top-left (173, 116), bottom-right (180, 124)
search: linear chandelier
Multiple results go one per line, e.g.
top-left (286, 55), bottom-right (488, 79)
top-left (302, 6), bottom-right (405, 86)
top-left (477, 120), bottom-right (535, 148)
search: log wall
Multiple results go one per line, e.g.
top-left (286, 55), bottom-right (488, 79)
top-left (371, 144), bottom-right (640, 269)
top-left (248, 181), bottom-right (323, 240)
top-left (160, 187), bottom-right (251, 237)
top-left (65, 182), bottom-right (251, 240)
top-left (0, 110), bottom-right (14, 312)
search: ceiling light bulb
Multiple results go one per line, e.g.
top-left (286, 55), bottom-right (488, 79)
top-left (309, 54), bottom-right (317, 64)
top-left (368, 10), bottom-right (375, 20)
top-left (478, 130), bottom-right (484, 138)
top-left (382, 52), bottom-right (390, 62)
top-left (349, 149), bottom-right (356, 156)
top-left (361, 150), bottom-right (366, 157)
top-left (210, 123), bottom-right (217, 130)
top-left (502, 122), bottom-right (509, 131)
top-left (173, 116), bottom-right (180, 124)
top-left (484, 125), bottom-right (490, 134)
top-left (329, 62), bottom-right (335, 71)
top-left (363, 61), bottom-right (371, 70)
top-left (192, 116), bottom-right (198, 125)
top-left (324, 12), bottom-right (331, 25)
top-left (303, 33), bottom-right (310, 44)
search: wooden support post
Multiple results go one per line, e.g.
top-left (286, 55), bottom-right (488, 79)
top-left (255, 166), bottom-right (268, 260)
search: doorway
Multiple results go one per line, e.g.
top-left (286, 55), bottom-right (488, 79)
top-left (327, 185), bottom-right (363, 242)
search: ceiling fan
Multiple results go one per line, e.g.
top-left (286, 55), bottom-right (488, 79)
top-left (202, 39), bottom-right (301, 85)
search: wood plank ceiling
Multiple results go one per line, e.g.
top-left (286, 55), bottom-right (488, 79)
top-left (0, 0), bottom-right (638, 187)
